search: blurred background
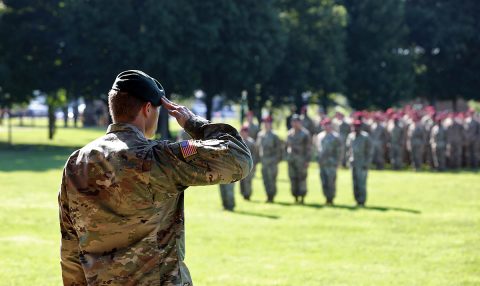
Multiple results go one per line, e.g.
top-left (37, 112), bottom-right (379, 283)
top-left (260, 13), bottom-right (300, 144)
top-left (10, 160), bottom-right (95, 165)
top-left (0, 1), bottom-right (479, 286)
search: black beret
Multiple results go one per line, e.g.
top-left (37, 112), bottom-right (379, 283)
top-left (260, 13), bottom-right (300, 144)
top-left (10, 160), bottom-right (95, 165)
top-left (111, 70), bottom-right (165, 106)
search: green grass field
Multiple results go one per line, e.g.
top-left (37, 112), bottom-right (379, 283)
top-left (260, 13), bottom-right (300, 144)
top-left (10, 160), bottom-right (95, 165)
top-left (0, 123), bottom-right (479, 286)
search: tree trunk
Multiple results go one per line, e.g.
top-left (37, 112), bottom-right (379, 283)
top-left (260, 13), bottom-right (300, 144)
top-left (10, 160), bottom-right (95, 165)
top-left (205, 93), bottom-right (213, 121)
top-left (7, 109), bottom-right (12, 145)
top-left (63, 105), bottom-right (68, 127)
top-left (73, 97), bottom-right (79, 128)
top-left (48, 104), bottom-right (56, 140)
top-left (82, 99), bottom-right (96, 127)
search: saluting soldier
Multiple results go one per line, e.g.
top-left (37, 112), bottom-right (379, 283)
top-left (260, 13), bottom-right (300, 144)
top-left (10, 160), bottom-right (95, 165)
top-left (57, 70), bottom-right (252, 286)
top-left (316, 118), bottom-right (342, 205)
top-left (286, 114), bottom-right (312, 204)
top-left (257, 116), bottom-right (283, 203)
top-left (346, 120), bottom-right (373, 207)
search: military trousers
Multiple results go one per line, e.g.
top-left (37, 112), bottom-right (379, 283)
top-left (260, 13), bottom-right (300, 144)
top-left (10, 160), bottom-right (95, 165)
top-left (389, 145), bottom-right (403, 170)
top-left (320, 166), bottom-right (337, 201)
top-left (219, 183), bottom-right (235, 210)
top-left (351, 165), bottom-right (368, 204)
top-left (288, 159), bottom-right (308, 197)
top-left (240, 165), bottom-right (256, 199)
top-left (447, 142), bottom-right (462, 169)
top-left (261, 163), bottom-right (278, 201)
top-left (372, 143), bottom-right (385, 169)
top-left (464, 142), bottom-right (479, 168)
top-left (409, 143), bottom-right (424, 170)
top-left (432, 145), bottom-right (446, 171)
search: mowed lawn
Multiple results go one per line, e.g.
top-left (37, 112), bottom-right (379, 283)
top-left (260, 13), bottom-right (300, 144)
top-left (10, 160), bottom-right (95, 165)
top-left (0, 124), bottom-right (479, 286)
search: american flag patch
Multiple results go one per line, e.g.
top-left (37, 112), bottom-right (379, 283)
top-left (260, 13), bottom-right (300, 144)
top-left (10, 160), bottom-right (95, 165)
top-left (180, 140), bottom-right (198, 158)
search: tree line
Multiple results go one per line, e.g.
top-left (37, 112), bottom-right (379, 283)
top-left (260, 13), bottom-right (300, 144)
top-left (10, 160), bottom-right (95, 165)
top-left (0, 0), bottom-right (479, 138)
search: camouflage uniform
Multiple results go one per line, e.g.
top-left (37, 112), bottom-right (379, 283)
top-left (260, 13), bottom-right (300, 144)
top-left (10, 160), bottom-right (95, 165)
top-left (316, 131), bottom-right (341, 203)
top-left (430, 123), bottom-right (447, 171)
top-left (58, 117), bottom-right (252, 286)
top-left (219, 183), bottom-right (235, 211)
top-left (370, 122), bottom-right (388, 169)
top-left (301, 115), bottom-right (317, 137)
top-left (406, 122), bottom-right (426, 170)
top-left (464, 116), bottom-right (480, 168)
top-left (333, 118), bottom-right (350, 167)
top-left (346, 131), bottom-right (373, 205)
top-left (387, 120), bottom-right (404, 170)
top-left (286, 127), bottom-right (312, 200)
top-left (445, 118), bottom-right (464, 169)
top-left (240, 137), bottom-right (259, 200)
top-left (256, 130), bottom-right (283, 202)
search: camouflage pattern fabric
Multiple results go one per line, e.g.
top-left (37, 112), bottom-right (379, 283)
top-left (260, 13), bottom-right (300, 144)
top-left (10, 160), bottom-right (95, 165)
top-left (256, 130), bottom-right (283, 201)
top-left (387, 121), bottom-right (404, 170)
top-left (316, 131), bottom-right (341, 201)
top-left (407, 122), bottom-right (426, 170)
top-left (346, 131), bottom-right (373, 205)
top-left (430, 124), bottom-right (447, 171)
top-left (219, 183), bottom-right (235, 211)
top-left (370, 122), bottom-right (388, 169)
top-left (240, 137), bottom-right (259, 200)
top-left (247, 122), bottom-right (260, 141)
top-left (286, 127), bottom-right (311, 198)
top-left (58, 116), bottom-right (252, 286)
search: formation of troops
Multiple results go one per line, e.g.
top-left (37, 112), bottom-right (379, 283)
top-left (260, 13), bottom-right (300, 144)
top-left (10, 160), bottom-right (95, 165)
top-left (182, 106), bottom-right (480, 211)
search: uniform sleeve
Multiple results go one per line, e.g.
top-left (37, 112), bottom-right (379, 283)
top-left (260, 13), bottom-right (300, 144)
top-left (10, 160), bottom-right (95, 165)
top-left (154, 116), bottom-right (253, 187)
top-left (58, 170), bottom-right (87, 286)
top-left (365, 136), bottom-right (374, 166)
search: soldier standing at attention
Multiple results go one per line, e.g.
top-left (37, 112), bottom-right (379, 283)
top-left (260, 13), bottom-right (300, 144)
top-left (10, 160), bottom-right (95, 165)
top-left (286, 114), bottom-right (312, 204)
top-left (370, 113), bottom-right (388, 169)
top-left (445, 113), bottom-right (464, 169)
top-left (346, 120), bottom-right (373, 207)
top-left (316, 118), bottom-right (341, 205)
top-left (387, 114), bottom-right (405, 170)
top-left (239, 125), bottom-right (259, 200)
top-left (257, 116), bottom-right (283, 203)
top-left (430, 114), bottom-right (447, 171)
top-left (464, 109), bottom-right (480, 169)
top-left (406, 113), bottom-right (426, 171)
top-left (58, 70), bottom-right (252, 286)
top-left (333, 112), bottom-right (350, 168)
top-left (245, 110), bottom-right (260, 140)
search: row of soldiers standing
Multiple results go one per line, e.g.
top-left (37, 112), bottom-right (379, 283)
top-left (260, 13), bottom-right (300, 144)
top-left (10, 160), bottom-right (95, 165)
top-left (204, 106), bottom-right (479, 211)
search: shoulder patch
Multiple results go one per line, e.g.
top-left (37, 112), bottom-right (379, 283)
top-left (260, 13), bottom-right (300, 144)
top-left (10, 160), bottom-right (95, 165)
top-left (180, 140), bottom-right (198, 158)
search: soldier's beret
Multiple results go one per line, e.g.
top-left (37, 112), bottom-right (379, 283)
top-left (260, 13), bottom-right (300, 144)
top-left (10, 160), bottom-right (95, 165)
top-left (353, 119), bottom-right (362, 126)
top-left (111, 70), bottom-right (165, 106)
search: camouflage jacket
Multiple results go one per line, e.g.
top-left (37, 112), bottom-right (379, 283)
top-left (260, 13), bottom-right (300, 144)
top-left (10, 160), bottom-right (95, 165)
top-left (346, 131), bottom-right (373, 168)
top-left (316, 131), bottom-right (341, 167)
top-left (286, 127), bottom-right (311, 163)
top-left (58, 116), bottom-right (252, 286)
top-left (256, 130), bottom-right (283, 165)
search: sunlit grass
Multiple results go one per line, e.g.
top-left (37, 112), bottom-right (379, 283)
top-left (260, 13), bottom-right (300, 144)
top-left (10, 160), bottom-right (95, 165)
top-left (0, 123), bottom-right (479, 285)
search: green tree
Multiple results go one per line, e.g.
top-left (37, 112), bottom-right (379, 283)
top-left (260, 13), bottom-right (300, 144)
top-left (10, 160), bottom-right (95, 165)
top-left (406, 0), bottom-right (480, 108)
top-left (344, 0), bottom-right (414, 110)
top-left (267, 0), bottom-right (347, 112)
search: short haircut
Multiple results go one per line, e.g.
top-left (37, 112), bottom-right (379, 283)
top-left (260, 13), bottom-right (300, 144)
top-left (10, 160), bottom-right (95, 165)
top-left (108, 90), bottom-right (146, 122)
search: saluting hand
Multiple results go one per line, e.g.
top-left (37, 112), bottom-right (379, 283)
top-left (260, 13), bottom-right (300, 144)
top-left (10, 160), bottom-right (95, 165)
top-left (161, 97), bottom-right (195, 128)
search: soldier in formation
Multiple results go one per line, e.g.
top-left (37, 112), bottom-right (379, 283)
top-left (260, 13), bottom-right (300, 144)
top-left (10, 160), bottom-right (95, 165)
top-left (286, 114), bottom-right (312, 204)
top-left (239, 125), bottom-right (259, 200)
top-left (316, 118), bottom-right (341, 205)
top-left (257, 116), bottom-right (283, 203)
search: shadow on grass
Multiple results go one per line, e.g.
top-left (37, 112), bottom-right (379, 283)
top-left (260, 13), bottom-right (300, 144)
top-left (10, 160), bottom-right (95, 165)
top-left (0, 143), bottom-right (79, 172)
top-left (274, 201), bottom-right (421, 214)
top-left (232, 210), bottom-right (280, 220)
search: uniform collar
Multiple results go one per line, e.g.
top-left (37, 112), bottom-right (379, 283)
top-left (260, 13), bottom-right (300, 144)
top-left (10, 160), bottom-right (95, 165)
top-left (106, 123), bottom-right (147, 139)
